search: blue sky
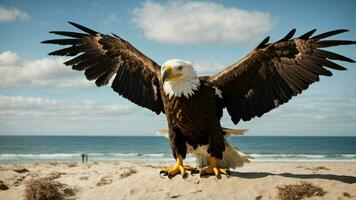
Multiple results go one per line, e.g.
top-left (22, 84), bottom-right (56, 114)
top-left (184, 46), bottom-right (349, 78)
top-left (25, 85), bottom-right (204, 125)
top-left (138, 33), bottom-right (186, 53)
top-left (0, 0), bottom-right (355, 136)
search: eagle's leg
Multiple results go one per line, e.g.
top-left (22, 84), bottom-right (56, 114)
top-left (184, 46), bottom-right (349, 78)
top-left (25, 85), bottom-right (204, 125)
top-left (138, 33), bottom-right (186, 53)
top-left (160, 128), bottom-right (198, 178)
top-left (200, 130), bottom-right (229, 178)
top-left (200, 156), bottom-right (230, 178)
top-left (160, 155), bottom-right (197, 179)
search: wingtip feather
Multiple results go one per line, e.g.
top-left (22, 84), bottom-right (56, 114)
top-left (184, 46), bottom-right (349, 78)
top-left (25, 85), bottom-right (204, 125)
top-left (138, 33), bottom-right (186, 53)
top-left (312, 29), bottom-right (350, 40)
top-left (67, 21), bottom-right (97, 35)
top-left (256, 36), bottom-right (270, 49)
top-left (298, 29), bottom-right (317, 39)
top-left (284, 28), bottom-right (296, 40)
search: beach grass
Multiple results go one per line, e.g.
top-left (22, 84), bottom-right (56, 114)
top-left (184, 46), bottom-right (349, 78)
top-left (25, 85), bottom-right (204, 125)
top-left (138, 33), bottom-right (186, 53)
top-left (277, 182), bottom-right (326, 200)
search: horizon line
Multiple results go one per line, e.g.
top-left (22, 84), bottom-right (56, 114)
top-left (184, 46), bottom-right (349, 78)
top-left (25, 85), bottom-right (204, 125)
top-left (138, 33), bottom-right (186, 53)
top-left (0, 135), bottom-right (355, 137)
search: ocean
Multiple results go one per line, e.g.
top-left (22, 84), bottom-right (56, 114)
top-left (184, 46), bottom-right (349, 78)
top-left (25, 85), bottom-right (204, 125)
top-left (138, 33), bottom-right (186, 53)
top-left (0, 136), bottom-right (355, 163)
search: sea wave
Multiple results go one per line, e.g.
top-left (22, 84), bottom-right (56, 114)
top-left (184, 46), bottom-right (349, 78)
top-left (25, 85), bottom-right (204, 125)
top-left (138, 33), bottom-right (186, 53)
top-left (0, 153), bottom-right (80, 159)
top-left (0, 152), bottom-right (170, 160)
top-left (250, 154), bottom-right (327, 159)
top-left (339, 154), bottom-right (356, 158)
top-left (250, 153), bottom-right (356, 161)
top-left (0, 153), bottom-right (355, 162)
top-left (108, 153), bottom-right (171, 157)
top-left (144, 153), bottom-right (170, 157)
top-left (109, 153), bottom-right (142, 157)
top-left (87, 153), bottom-right (104, 156)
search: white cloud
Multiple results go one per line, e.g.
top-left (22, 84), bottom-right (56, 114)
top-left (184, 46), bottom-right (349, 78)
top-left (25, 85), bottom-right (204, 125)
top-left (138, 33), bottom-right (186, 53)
top-left (0, 6), bottom-right (30, 22)
top-left (193, 60), bottom-right (225, 75)
top-left (0, 95), bottom-right (131, 120)
top-left (0, 50), bottom-right (20, 65)
top-left (271, 93), bottom-right (356, 125)
top-left (0, 51), bottom-right (92, 88)
top-left (133, 1), bottom-right (274, 44)
top-left (227, 91), bottom-right (356, 135)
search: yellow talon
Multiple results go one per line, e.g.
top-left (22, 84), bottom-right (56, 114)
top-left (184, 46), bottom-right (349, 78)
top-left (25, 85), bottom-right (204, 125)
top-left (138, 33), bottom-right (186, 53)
top-left (160, 155), bottom-right (197, 179)
top-left (179, 165), bottom-right (185, 175)
top-left (213, 167), bottom-right (219, 176)
top-left (200, 157), bottom-right (230, 178)
top-left (219, 168), bottom-right (228, 175)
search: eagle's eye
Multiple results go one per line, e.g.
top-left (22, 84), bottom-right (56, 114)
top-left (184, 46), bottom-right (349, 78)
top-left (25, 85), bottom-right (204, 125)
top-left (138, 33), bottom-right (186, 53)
top-left (177, 66), bottom-right (183, 71)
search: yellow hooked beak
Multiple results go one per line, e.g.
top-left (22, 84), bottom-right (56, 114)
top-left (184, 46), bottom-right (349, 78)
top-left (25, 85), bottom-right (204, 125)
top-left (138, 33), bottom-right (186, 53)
top-left (162, 65), bottom-right (183, 82)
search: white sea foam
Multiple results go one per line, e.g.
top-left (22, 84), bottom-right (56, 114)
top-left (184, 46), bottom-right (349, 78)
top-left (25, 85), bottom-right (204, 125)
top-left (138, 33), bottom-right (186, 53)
top-left (144, 153), bottom-right (168, 157)
top-left (1, 153), bottom-right (355, 163)
top-left (250, 154), bottom-right (327, 159)
top-left (87, 153), bottom-right (104, 156)
top-left (249, 154), bottom-right (356, 162)
top-left (109, 153), bottom-right (142, 157)
top-left (340, 154), bottom-right (356, 158)
top-left (0, 153), bottom-right (79, 158)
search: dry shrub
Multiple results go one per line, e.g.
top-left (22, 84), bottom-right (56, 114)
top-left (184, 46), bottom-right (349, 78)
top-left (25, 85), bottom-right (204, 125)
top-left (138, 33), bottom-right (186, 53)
top-left (120, 168), bottom-right (137, 178)
top-left (277, 182), bottom-right (326, 200)
top-left (25, 178), bottom-right (75, 200)
top-left (25, 178), bottom-right (61, 200)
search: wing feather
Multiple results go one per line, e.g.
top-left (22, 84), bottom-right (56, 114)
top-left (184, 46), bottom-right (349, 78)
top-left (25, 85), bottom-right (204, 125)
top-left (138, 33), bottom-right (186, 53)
top-left (209, 29), bottom-right (355, 124)
top-left (298, 29), bottom-right (317, 39)
top-left (48, 31), bottom-right (88, 38)
top-left (312, 49), bottom-right (355, 62)
top-left (42, 22), bottom-right (163, 114)
top-left (312, 29), bottom-right (349, 40)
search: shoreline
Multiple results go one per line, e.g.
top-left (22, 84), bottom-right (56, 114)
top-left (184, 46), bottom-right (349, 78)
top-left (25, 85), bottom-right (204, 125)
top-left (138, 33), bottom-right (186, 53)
top-left (1, 159), bottom-right (356, 164)
top-left (1, 161), bottom-right (355, 199)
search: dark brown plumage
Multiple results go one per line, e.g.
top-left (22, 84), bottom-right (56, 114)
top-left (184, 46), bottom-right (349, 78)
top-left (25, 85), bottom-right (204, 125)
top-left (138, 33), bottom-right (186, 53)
top-left (209, 28), bottom-right (355, 124)
top-left (162, 80), bottom-right (225, 159)
top-left (42, 22), bottom-right (163, 114)
top-left (42, 22), bottom-right (355, 176)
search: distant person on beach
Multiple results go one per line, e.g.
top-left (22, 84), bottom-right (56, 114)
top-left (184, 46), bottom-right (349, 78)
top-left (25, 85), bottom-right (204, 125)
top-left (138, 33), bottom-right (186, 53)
top-left (81, 153), bottom-right (85, 163)
top-left (85, 154), bottom-right (88, 163)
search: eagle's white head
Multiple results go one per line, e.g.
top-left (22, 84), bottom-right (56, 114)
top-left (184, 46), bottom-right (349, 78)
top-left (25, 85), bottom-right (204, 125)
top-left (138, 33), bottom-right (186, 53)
top-left (161, 59), bottom-right (200, 99)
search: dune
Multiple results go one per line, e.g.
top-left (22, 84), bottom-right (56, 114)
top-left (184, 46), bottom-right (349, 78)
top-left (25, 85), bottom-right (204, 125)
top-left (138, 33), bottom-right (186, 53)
top-left (0, 162), bottom-right (355, 200)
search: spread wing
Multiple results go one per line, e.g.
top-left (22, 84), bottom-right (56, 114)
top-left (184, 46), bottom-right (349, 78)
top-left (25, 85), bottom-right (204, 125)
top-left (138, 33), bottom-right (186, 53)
top-left (42, 22), bottom-right (163, 114)
top-left (209, 29), bottom-right (355, 124)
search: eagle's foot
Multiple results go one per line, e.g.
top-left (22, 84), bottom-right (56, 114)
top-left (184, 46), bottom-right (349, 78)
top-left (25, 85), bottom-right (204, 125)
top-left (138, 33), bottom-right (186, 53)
top-left (199, 156), bottom-right (230, 178)
top-left (200, 166), bottom-right (230, 178)
top-left (160, 165), bottom-right (195, 179)
top-left (159, 156), bottom-right (197, 179)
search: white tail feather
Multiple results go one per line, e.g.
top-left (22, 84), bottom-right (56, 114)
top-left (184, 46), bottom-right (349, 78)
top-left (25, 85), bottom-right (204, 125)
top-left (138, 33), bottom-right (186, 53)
top-left (157, 127), bottom-right (247, 138)
top-left (157, 127), bottom-right (251, 168)
top-left (222, 127), bottom-right (248, 136)
top-left (156, 129), bottom-right (169, 138)
top-left (188, 142), bottom-right (251, 169)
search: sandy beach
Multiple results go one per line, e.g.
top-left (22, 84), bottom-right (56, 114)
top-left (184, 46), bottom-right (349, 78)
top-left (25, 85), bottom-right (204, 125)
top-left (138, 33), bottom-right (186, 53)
top-left (0, 161), bottom-right (355, 200)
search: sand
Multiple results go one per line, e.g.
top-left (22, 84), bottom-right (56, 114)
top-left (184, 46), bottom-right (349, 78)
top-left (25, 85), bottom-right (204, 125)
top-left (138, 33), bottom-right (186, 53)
top-left (0, 161), bottom-right (355, 200)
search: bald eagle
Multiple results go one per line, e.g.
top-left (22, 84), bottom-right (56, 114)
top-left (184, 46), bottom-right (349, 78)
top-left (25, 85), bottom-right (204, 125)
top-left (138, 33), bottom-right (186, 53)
top-left (42, 22), bottom-right (355, 178)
